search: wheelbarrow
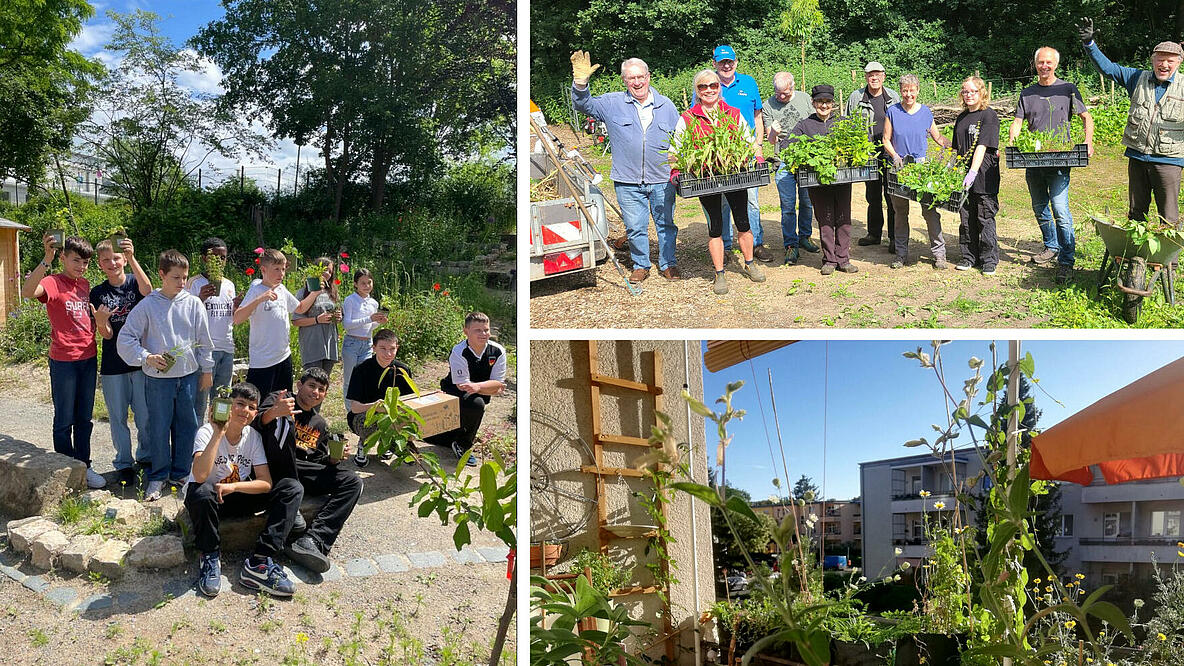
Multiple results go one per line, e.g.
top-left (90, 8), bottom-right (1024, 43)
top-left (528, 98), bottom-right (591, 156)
top-left (1091, 214), bottom-right (1184, 323)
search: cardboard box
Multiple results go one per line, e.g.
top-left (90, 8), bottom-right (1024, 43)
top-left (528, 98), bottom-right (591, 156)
top-left (399, 390), bottom-right (460, 438)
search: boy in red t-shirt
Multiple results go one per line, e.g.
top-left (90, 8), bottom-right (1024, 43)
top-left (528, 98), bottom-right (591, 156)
top-left (21, 234), bottom-right (106, 489)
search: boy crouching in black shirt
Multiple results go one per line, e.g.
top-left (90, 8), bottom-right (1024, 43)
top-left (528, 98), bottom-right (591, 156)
top-left (345, 329), bottom-right (413, 465)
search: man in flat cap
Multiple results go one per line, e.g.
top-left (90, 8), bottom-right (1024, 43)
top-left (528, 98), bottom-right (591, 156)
top-left (1080, 18), bottom-right (1184, 228)
top-left (847, 61), bottom-right (900, 251)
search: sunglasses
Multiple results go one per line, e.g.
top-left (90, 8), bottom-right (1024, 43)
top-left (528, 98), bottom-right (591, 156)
top-left (697, 82), bottom-right (721, 91)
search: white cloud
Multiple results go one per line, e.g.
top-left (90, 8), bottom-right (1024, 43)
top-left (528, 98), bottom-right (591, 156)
top-left (70, 22), bottom-right (115, 55)
top-left (176, 50), bottom-right (224, 95)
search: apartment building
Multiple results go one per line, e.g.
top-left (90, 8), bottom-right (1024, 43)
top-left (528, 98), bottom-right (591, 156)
top-left (749, 499), bottom-right (863, 554)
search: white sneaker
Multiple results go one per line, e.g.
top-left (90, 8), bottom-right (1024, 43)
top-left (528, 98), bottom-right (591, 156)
top-left (144, 480), bottom-right (165, 502)
top-left (85, 468), bottom-right (107, 489)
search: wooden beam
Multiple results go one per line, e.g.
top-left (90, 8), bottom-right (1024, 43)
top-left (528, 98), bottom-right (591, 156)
top-left (596, 434), bottom-right (655, 448)
top-left (580, 465), bottom-right (645, 478)
top-left (590, 372), bottom-right (662, 394)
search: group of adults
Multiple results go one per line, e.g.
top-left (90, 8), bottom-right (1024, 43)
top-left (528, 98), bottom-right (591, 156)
top-left (569, 17), bottom-right (1182, 293)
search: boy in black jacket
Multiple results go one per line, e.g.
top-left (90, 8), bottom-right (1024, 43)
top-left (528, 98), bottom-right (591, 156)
top-left (345, 329), bottom-right (413, 465)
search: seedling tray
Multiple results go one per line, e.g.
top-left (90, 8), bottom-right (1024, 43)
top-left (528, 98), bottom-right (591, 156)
top-left (1004, 143), bottom-right (1090, 169)
top-left (676, 163), bottom-right (771, 198)
top-left (886, 169), bottom-right (967, 213)
top-left (796, 158), bottom-right (878, 188)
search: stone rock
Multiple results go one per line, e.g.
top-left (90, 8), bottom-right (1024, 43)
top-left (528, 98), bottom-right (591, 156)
top-left (80, 489), bottom-right (112, 505)
top-left (88, 539), bottom-right (130, 580)
top-left (30, 529), bottom-right (69, 569)
top-left (103, 499), bottom-right (145, 525)
top-left (0, 438), bottom-right (85, 518)
top-left (9, 518), bottom-right (57, 553)
top-left (126, 535), bottom-right (184, 569)
top-left (60, 534), bottom-right (104, 573)
top-left (147, 496), bottom-right (182, 523)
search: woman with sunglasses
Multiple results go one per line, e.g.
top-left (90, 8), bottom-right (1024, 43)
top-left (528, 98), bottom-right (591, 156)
top-left (788, 84), bottom-right (858, 274)
top-left (952, 75), bottom-right (1001, 275)
top-left (671, 69), bottom-right (766, 295)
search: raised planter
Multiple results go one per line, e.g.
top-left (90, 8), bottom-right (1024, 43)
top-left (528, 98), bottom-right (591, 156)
top-left (886, 169), bottom-right (967, 213)
top-left (676, 163), bottom-right (771, 198)
top-left (1004, 143), bottom-right (1090, 169)
top-left (797, 158), bottom-right (879, 188)
top-left (893, 632), bottom-right (965, 666)
top-left (832, 639), bottom-right (895, 666)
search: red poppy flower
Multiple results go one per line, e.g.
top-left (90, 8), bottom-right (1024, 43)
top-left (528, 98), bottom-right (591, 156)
top-left (245, 268), bottom-right (255, 276)
top-left (254, 257), bottom-right (260, 264)
top-left (339, 251), bottom-right (349, 259)
top-left (442, 290), bottom-right (449, 296)
top-left (432, 283), bottom-right (441, 291)
top-left (339, 263), bottom-right (349, 273)
top-left (334, 278), bottom-right (341, 285)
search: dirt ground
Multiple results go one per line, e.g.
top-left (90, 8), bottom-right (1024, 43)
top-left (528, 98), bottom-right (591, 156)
top-left (530, 124), bottom-right (1149, 329)
top-left (0, 359), bottom-right (516, 665)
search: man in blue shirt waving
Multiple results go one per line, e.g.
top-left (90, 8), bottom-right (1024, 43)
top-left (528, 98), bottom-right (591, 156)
top-left (1080, 18), bottom-right (1184, 228)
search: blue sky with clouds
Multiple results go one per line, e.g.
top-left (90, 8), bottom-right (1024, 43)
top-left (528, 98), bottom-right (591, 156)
top-left (70, 1), bottom-right (307, 190)
top-left (700, 339), bottom-right (1184, 502)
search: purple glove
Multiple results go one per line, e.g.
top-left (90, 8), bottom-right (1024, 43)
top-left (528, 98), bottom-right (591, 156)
top-left (962, 170), bottom-right (978, 190)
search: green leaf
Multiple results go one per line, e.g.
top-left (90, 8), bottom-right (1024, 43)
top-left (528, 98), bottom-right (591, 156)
top-left (725, 495), bottom-right (759, 522)
top-left (1085, 600), bottom-right (1135, 641)
top-left (670, 482), bottom-right (722, 507)
top-left (1018, 351), bottom-right (1035, 378)
top-left (453, 519), bottom-right (471, 550)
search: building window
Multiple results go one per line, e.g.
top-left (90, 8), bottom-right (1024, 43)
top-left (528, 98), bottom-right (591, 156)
top-left (1057, 515), bottom-right (1074, 537)
top-left (892, 514), bottom-right (906, 540)
top-left (910, 475), bottom-right (921, 494)
top-left (1103, 513), bottom-right (1120, 538)
top-left (853, 521), bottom-right (861, 535)
top-left (912, 520), bottom-right (923, 539)
top-left (824, 523), bottom-right (840, 535)
top-left (1151, 510), bottom-right (1182, 537)
top-left (1101, 572), bottom-right (1119, 586)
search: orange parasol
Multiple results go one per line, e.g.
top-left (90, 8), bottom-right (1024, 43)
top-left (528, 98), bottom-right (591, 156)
top-left (1030, 356), bottom-right (1184, 485)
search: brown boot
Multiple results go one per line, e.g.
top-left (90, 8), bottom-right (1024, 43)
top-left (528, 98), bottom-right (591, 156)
top-left (629, 268), bottom-right (650, 283)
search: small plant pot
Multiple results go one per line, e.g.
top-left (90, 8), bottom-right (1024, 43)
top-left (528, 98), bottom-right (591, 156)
top-left (47, 229), bottom-right (64, 248)
top-left (306, 276), bottom-right (322, 292)
top-left (108, 233), bottom-right (127, 250)
top-left (328, 434), bottom-right (346, 460)
top-left (211, 397), bottom-right (232, 423)
top-left (160, 352), bottom-right (177, 373)
top-left (530, 543), bottom-right (563, 568)
top-left (833, 639), bottom-right (895, 666)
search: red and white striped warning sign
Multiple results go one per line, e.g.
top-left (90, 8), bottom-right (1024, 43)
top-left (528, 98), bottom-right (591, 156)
top-left (540, 218), bottom-right (582, 246)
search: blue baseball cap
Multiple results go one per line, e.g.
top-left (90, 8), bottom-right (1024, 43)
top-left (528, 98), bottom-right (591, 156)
top-left (713, 45), bottom-right (736, 61)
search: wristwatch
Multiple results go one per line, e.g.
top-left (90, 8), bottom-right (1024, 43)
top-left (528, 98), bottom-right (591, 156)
top-left (39, 260), bottom-right (51, 271)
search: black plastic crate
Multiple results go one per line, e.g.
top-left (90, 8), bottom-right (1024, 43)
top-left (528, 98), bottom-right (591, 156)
top-left (1004, 143), bottom-right (1090, 169)
top-left (886, 169), bottom-right (967, 213)
top-left (796, 158), bottom-right (879, 188)
top-left (676, 163), bottom-right (771, 198)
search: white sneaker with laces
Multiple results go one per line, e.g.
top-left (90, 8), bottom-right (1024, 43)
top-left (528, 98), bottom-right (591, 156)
top-left (85, 468), bottom-right (107, 489)
top-left (144, 480), bottom-right (165, 501)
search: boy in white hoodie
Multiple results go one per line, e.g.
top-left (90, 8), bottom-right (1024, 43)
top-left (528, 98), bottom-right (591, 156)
top-left (118, 250), bottom-right (214, 501)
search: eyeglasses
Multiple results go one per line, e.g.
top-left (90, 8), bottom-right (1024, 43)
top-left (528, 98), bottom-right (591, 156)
top-left (961, 89), bottom-right (980, 96)
top-left (697, 82), bottom-right (721, 91)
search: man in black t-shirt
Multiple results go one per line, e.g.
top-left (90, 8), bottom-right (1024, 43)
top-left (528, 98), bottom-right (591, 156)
top-left (436, 312), bottom-right (507, 467)
top-left (89, 236), bottom-right (154, 487)
top-left (253, 367), bottom-right (363, 575)
top-left (345, 329), bottom-right (413, 464)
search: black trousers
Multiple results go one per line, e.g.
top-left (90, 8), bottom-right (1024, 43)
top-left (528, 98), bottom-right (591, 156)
top-left (184, 477), bottom-right (301, 556)
top-left (1128, 159), bottom-right (1184, 228)
top-left (246, 356), bottom-right (293, 398)
top-left (864, 149), bottom-right (896, 241)
top-left (958, 193), bottom-right (1000, 267)
top-left (425, 391), bottom-right (489, 449)
top-left (293, 459), bottom-right (363, 551)
top-left (701, 189), bottom-right (750, 238)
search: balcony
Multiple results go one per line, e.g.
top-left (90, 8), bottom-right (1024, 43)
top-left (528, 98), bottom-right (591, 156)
top-left (1079, 483), bottom-right (1184, 504)
top-left (1076, 537), bottom-right (1183, 564)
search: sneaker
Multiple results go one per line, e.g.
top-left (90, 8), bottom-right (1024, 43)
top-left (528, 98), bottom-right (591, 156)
top-left (955, 260), bottom-right (974, 271)
top-left (820, 263), bottom-right (836, 275)
top-left (783, 246), bottom-right (800, 266)
top-left (1031, 248), bottom-right (1057, 265)
top-left (712, 272), bottom-right (728, 294)
top-left (144, 479), bottom-right (165, 502)
top-left (752, 245), bottom-right (774, 262)
top-left (934, 259), bottom-right (949, 270)
top-left (290, 512), bottom-right (308, 538)
top-left (117, 467), bottom-right (137, 488)
top-left (982, 264), bottom-right (997, 276)
top-left (837, 263), bottom-right (859, 273)
top-left (197, 551), bottom-right (221, 598)
top-left (379, 447), bottom-right (395, 462)
top-left (85, 468), bottom-right (107, 489)
top-left (240, 556), bottom-right (295, 597)
top-left (284, 536), bottom-right (330, 574)
top-left (451, 440), bottom-right (479, 467)
top-left (798, 237), bottom-right (820, 253)
top-left (890, 259), bottom-right (904, 269)
top-left (1056, 264), bottom-right (1073, 284)
top-left (857, 236), bottom-right (881, 246)
top-left (741, 260), bottom-right (766, 283)
top-left (353, 450), bottom-right (369, 468)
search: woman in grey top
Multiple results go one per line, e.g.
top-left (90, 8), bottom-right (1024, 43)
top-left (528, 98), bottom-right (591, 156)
top-left (292, 256), bottom-right (341, 376)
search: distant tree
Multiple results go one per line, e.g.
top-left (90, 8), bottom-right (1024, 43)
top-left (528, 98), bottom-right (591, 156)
top-left (793, 474), bottom-right (820, 502)
top-left (779, 0), bottom-right (825, 90)
top-left (707, 470), bottom-right (776, 571)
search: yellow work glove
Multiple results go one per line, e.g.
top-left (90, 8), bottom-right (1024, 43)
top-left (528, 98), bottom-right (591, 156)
top-left (570, 50), bottom-right (601, 86)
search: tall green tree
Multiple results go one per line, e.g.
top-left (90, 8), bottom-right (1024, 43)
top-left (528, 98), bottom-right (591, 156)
top-left (0, 0), bottom-right (101, 189)
top-left (193, 0), bottom-right (514, 220)
top-left (708, 476), bottom-right (776, 570)
top-left (79, 10), bottom-right (270, 215)
top-left (793, 474), bottom-right (820, 501)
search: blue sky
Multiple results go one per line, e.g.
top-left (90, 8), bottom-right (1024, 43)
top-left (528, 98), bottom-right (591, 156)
top-left (71, 1), bottom-right (306, 189)
top-left (701, 340), bottom-right (1184, 502)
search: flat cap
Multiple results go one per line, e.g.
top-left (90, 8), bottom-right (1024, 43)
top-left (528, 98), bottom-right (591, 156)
top-left (1153, 41), bottom-right (1184, 57)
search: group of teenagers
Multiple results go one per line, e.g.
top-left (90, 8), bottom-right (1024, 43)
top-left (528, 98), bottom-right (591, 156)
top-left (21, 232), bottom-right (507, 598)
top-left (570, 18), bottom-right (1184, 293)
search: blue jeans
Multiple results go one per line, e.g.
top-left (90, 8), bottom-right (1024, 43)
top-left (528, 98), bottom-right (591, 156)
top-left (1026, 167), bottom-right (1075, 266)
top-left (144, 371), bottom-right (199, 482)
top-left (48, 356), bottom-right (96, 467)
top-left (614, 181), bottom-right (677, 270)
top-left (776, 165), bottom-right (814, 246)
top-left (100, 370), bottom-right (150, 471)
top-left (194, 350), bottom-right (234, 425)
top-left (719, 186), bottom-right (764, 249)
top-left (341, 335), bottom-right (373, 414)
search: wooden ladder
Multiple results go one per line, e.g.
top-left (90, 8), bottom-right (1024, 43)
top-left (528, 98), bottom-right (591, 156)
top-left (582, 340), bottom-right (676, 663)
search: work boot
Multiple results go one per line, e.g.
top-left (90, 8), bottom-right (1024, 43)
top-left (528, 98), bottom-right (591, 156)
top-left (798, 237), bottom-right (820, 253)
top-left (660, 266), bottom-right (682, 280)
top-left (837, 263), bottom-right (859, 273)
top-left (820, 264), bottom-right (836, 275)
top-left (741, 260), bottom-right (766, 283)
top-left (629, 268), bottom-right (649, 283)
top-left (1031, 248), bottom-right (1057, 265)
top-left (712, 272), bottom-right (728, 294)
top-left (784, 246), bottom-right (800, 266)
top-left (857, 236), bottom-right (881, 246)
top-left (752, 245), bottom-right (774, 262)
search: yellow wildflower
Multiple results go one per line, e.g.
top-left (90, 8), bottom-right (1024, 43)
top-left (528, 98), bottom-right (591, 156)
top-left (920, 490), bottom-right (931, 497)
top-left (934, 501), bottom-right (946, 510)
top-left (295, 632), bottom-right (309, 644)
top-left (1064, 620), bottom-right (1076, 629)
top-left (1158, 633), bottom-right (1167, 641)
top-left (1075, 573), bottom-right (1085, 579)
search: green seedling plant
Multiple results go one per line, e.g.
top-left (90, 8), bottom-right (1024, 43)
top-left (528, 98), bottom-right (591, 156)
top-left (202, 253), bottom-right (225, 284)
top-left (667, 108), bottom-right (757, 178)
top-left (1115, 213), bottom-right (1184, 257)
top-left (778, 115), bottom-right (876, 185)
top-left (530, 574), bottom-right (648, 666)
top-left (1013, 126), bottom-right (1076, 153)
top-left (896, 147), bottom-right (969, 203)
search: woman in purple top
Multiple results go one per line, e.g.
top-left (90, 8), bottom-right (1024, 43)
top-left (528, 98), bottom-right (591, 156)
top-left (883, 74), bottom-right (952, 269)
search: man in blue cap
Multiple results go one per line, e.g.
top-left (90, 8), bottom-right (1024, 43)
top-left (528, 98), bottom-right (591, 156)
top-left (711, 45), bottom-right (773, 264)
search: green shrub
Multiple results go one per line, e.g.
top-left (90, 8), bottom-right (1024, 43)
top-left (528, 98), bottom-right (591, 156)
top-left (1092, 97), bottom-right (1131, 147)
top-left (384, 285), bottom-right (467, 365)
top-left (0, 303), bottom-right (51, 363)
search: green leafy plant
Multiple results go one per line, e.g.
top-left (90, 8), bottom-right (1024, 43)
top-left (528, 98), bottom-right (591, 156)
top-left (202, 253), bottom-right (225, 284)
top-left (896, 147), bottom-right (968, 203)
top-left (667, 108), bottom-right (757, 177)
top-left (530, 574), bottom-right (648, 666)
top-left (569, 549), bottom-right (631, 597)
top-left (1115, 214), bottom-right (1184, 257)
top-left (778, 115), bottom-right (876, 185)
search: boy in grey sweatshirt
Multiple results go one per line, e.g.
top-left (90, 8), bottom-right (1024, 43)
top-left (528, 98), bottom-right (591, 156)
top-left (118, 250), bottom-right (214, 501)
